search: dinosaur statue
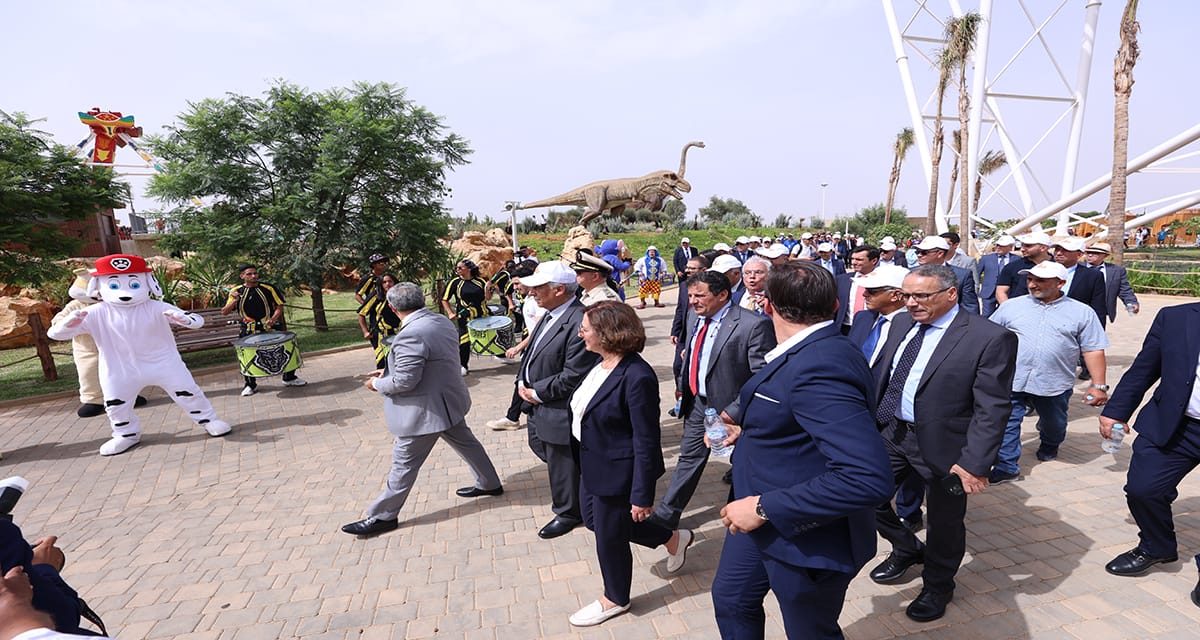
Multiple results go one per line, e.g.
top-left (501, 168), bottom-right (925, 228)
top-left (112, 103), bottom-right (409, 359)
top-left (519, 141), bottom-right (705, 224)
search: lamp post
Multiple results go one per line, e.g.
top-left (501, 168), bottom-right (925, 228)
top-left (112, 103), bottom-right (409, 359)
top-left (819, 183), bottom-right (829, 222)
top-left (504, 201), bottom-right (520, 254)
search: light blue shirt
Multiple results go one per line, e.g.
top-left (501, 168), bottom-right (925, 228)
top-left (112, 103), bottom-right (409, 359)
top-left (989, 293), bottom-right (1108, 395)
top-left (1062, 263), bottom-right (1078, 295)
top-left (694, 301), bottom-right (734, 398)
top-left (894, 304), bottom-right (960, 422)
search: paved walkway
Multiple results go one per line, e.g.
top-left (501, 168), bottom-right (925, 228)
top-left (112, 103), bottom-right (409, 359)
top-left (3, 292), bottom-right (1200, 639)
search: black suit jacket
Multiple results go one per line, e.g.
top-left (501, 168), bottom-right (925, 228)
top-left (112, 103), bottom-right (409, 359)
top-left (1065, 264), bottom-right (1108, 327)
top-left (947, 263), bottom-right (980, 314)
top-left (1102, 303), bottom-right (1200, 447)
top-left (874, 310), bottom-right (1017, 476)
top-left (576, 353), bottom-right (664, 506)
top-left (673, 245), bottom-right (698, 275)
top-left (521, 299), bottom-right (600, 444)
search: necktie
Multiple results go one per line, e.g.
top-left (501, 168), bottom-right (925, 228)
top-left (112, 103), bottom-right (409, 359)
top-left (861, 315), bottom-right (887, 362)
top-left (688, 317), bottom-right (712, 396)
top-left (876, 323), bottom-right (931, 428)
top-left (852, 277), bottom-right (868, 315)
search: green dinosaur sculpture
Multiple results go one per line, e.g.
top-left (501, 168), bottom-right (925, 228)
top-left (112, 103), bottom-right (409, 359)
top-left (520, 141), bottom-right (705, 224)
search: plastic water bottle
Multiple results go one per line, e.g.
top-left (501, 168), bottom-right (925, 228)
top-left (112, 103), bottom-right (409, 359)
top-left (1125, 303), bottom-right (1137, 317)
top-left (705, 409), bottom-right (732, 457)
top-left (1102, 424), bottom-right (1126, 454)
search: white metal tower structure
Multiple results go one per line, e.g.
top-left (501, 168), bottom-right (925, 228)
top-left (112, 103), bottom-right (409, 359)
top-left (883, 0), bottom-right (1200, 240)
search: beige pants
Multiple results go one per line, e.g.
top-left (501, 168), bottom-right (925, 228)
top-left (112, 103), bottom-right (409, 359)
top-left (54, 299), bottom-right (104, 405)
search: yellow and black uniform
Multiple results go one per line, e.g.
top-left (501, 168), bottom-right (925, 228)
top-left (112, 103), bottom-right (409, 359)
top-left (442, 275), bottom-right (488, 369)
top-left (226, 282), bottom-right (300, 386)
top-left (357, 292), bottom-right (402, 368)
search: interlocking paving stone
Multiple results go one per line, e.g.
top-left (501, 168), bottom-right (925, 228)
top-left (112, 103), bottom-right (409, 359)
top-left (3, 292), bottom-right (1200, 637)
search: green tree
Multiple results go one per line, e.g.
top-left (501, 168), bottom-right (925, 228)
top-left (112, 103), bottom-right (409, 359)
top-left (771, 213), bottom-right (792, 228)
top-left (698, 196), bottom-right (761, 227)
top-left (947, 12), bottom-right (982, 248)
top-left (663, 199), bottom-right (687, 227)
top-left (0, 113), bottom-right (126, 287)
top-left (884, 127), bottom-right (914, 224)
top-left (148, 81), bottom-right (470, 330)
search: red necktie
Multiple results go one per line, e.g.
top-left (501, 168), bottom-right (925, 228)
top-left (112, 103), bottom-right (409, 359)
top-left (853, 277), bottom-right (868, 314)
top-left (688, 317), bottom-right (712, 396)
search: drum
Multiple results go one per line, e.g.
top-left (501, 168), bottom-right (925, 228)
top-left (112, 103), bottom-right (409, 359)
top-left (234, 331), bottom-right (302, 377)
top-left (467, 316), bottom-right (515, 356)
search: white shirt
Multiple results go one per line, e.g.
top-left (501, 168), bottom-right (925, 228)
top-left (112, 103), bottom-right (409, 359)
top-left (867, 309), bottom-right (909, 367)
top-left (1188, 349), bottom-right (1200, 420)
top-left (521, 296), bottom-right (545, 330)
top-left (570, 363), bottom-right (615, 440)
top-left (765, 320), bottom-right (835, 363)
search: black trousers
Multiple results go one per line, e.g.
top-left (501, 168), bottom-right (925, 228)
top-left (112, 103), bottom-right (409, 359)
top-left (875, 422), bottom-right (968, 595)
top-left (579, 475), bottom-right (672, 607)
top-left (1126, 417), bottom-right (1200, 558)
top-left (528, 422), bottom-right (580, 521)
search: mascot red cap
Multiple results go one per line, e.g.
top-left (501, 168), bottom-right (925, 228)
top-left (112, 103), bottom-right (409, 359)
top-left (93, 254), bottom-right (152, 276)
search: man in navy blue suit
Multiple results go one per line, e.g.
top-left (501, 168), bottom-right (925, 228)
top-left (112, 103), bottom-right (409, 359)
top-left (1099, 302), bottom-right (1200, 608)
top-left (976, 235), bottom-right (1016, 316)
top-left (911, 236), bottom-right (979, 313)
top-left (712, 261), bottom-right (893, 639)
top-left (813, 243), bottom-right (846, 277)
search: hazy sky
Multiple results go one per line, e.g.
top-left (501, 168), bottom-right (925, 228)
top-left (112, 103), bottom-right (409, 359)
top-left (6, 1), bottom-right (1198, 228)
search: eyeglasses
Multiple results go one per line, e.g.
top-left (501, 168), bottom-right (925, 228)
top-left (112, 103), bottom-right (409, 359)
top-left (915, 249), bottom-right (943, 256)
top-left (899, 286), bottom-right (951, 301)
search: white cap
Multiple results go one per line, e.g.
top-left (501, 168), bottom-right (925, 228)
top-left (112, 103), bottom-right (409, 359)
top-left (833, 233), bottom-right (842, 238)
top-left (801, 232), bottom-right (813, 240)
top-left (755, 245), bottom-right (788, 259)
top-left (995, 235), bottom-right (1016, 247)
top-left (735, 236), bottom-right (750, 244)
top-left (1018, 231), bottom-right (1052, 246)
top-left (881, 236), bottom-right (895, 243)
top-left (914, 236), bottom-right (950, 251)
top-left (857, 264), bottom-right (909, 289)
top-left (748, 235), bottom-right (761, 243)
top-left (680, 237), bottom-right (691, 244)
top-left (709, 255), bottom-right (743, 273)
top-left (880, 240), bottom-right (897, 251)
top-left (713, 242), bottom-right (732, 252)
top-left (817, 242), bottom-right (834, 252)
top-left (1018, 261), bottom-right (1068, 280)
top-left (1052, 236), bottom-right (1085, 252)
top-left (517, 260), bottom-right (577, 287)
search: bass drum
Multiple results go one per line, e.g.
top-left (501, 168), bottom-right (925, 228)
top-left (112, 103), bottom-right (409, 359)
top-left (466, 316), bottom-right (515, 356)
top-left (233, 331), bottom-right (302, 377)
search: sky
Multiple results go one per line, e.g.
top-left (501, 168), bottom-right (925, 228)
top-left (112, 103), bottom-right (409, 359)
top-left (5, 0), bottom-right (1198, 229)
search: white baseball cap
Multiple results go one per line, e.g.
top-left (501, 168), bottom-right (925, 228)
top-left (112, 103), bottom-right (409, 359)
top-left (817, 242), bottom-right (834, 252)
top-left (1018, 261), bottom-right (1068, 280)
top-left (881, 236), bottom-right (895, 243)
top-left (857, 264), bottom-right (909, 290)
top-left (680, 237), bottom-right (691, 244)
top-left (713, 242), bottom-right (732, 252)
top-left (801, 232), bottom-right (813, 240)
top-left (748, 235), bottom-right (761, 243)
top-left (735, 236), bottom-right (750, 244)
top-left (517, 260), bottom-right (577, 287)
top-left (880, 240), bottom-right (897, 251)
top-left (995, 235), bottom-right (1016, 247)
top-left (709, 255), bottom-right (743, 273)
top-left (1052, 236), bottom-right (1086, 252)
top-left (914, 236), bottom-right (951, 251)
top-left (755, 245), bottom-right (788, 259)
top-left (1018, 231), bottom-right (1053, 246)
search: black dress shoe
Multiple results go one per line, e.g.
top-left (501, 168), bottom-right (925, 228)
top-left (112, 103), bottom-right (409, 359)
top-left (722, 469), bottom-right (733, 485)
top-left (906, 588), bottom-right (953, 622)
top-left (77, 403), bottom-right (105, 418)
top-left (456, 485), bottom-right (504, 498)
top-left (134, 395), bottom-right (148, 407)
top-left (1105, 548), bottom-right (1177, 576)
top-left (538, 516), bottom-right (581, 539)
top-left (1191, 579), bottom-right (1199, 609)
top-left (869, 551), bottom-right (924, 584)
top-left (899, 513), bottom-right (924, 533)
top-left (341, 517), bottom-right (399, 536)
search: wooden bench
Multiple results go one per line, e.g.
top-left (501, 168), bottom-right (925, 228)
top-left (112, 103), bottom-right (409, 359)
top-left (172, 308), bottom-right (243, 353)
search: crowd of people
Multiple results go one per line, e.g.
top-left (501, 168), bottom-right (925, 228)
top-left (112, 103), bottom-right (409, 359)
top-left (323, 227), bottom-right (1200, 637)
top-left (11, 227), bottom-right (1200, 639)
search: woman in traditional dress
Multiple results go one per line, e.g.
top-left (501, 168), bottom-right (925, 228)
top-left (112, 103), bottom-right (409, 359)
top-left (633, 246), bottom-right (666, 309)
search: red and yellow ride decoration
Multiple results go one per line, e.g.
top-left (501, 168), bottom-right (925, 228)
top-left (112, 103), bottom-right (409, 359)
top-left (78, 108), bottom-right (143, 164)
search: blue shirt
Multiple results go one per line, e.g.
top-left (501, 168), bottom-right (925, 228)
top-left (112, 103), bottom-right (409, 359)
top-left (694, 301), bottom-right (734, 398)
top-left (894, 304), bottom-right (960, 422)
top-left (989, 293), bottom-right (1108, 395)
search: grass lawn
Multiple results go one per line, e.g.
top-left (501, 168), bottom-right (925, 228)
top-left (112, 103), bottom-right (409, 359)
top-left (0, 291), bottom-right (369, 404)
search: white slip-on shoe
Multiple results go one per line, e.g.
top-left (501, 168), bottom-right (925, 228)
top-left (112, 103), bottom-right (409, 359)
top-left (666, 529), bottom-right (695, 573)
top-left (568, 600), bottom-right (630, 627)
top-left (487, 418), bottom-right (522, 431)
top-left (99, 434), bottom-right (141, 456)
top-left (240, 385), bottom-right (256, 397)
top-left (282, 377), bottom-right (308, 387)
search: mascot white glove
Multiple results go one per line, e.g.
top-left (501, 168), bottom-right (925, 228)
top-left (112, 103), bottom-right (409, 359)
top-left (63, 309), bottom-right (89, 328)
top-left (163, 309), bottom-right (202, 329)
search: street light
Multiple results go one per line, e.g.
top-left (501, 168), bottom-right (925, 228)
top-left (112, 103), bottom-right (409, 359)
top-left (503, 201), bottom-right (520, 254)
top-left (819, 183), bottom-right (829, 222)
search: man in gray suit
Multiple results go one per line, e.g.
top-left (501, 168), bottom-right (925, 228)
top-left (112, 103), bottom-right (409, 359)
top-left (342, 283), bottom-right (503, 537)
top-left (1083, 242), bottom-right (1140, 322)
top-left (516, 261), bottom-right (600, 539)
top-left (649, 270), bottom-right (775, 529)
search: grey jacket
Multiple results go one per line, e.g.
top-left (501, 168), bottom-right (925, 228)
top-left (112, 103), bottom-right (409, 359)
top-left (374, 308), bottom-right (471, 437)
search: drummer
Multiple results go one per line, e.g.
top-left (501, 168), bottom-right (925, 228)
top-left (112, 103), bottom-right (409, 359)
top-left (221, 264), bottom-right (308, 396)
top-left (357, 273), bottom-right (401, 368)
top-left (440, 259), bottom-right (488, 376)
top-left (485, 260), bottom-right (518, 320)
top-left (355, 253), bottom-right (389, 305)
top-left (571, 249), bottom-right (622, 306)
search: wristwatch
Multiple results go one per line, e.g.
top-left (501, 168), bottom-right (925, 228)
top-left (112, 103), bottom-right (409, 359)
top-left (754, 498), bottom-right (769, 521)
top-left (1090, 383), bottom-right (1111, 392)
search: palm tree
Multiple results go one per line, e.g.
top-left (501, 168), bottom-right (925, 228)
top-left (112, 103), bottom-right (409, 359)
top-left (947, 12), bottom-right (983, 250)
top-left (884, 127), bottom-right (914, 224)
top-left (1108, 0), bottom-right (1140, 265)
top-left (945, 129), bottom-right (962, 220)
top-left (972, 150), bottom-right (1007, 214)
top-left (924, 47), bottom-right (955, 235)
